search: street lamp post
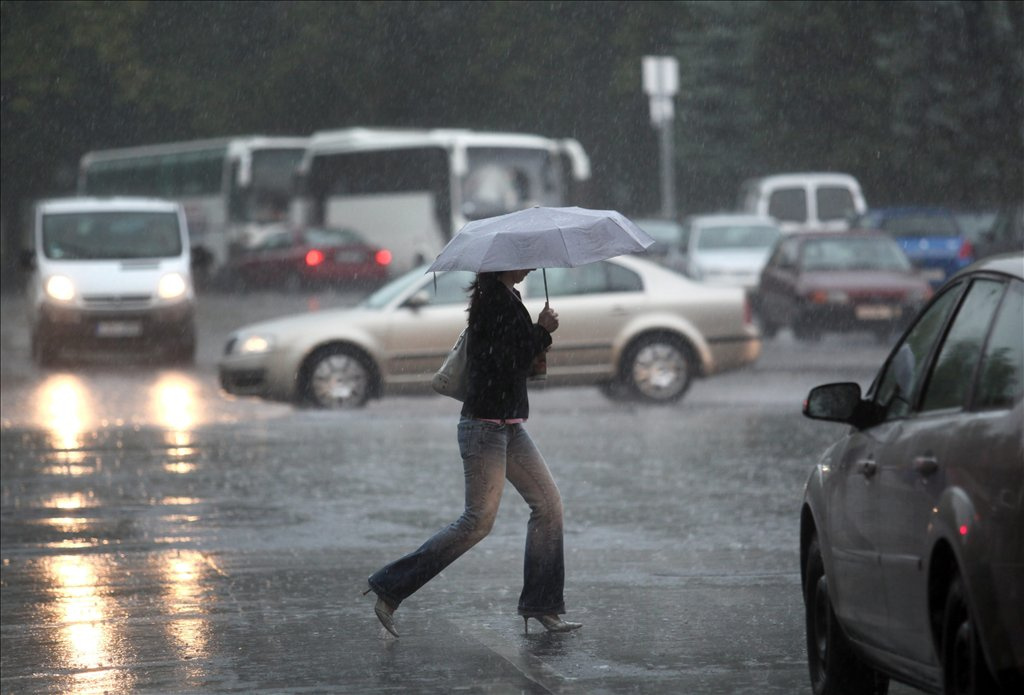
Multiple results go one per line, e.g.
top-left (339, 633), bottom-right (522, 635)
top-left (642, 55), bottom-right (679, 220)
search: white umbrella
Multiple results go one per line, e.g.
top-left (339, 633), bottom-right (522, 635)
top-left (426, 206), bottom-right (656, 302)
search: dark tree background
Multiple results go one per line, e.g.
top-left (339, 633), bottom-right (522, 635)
top-left (2, 0), bottom-right (1021, 287)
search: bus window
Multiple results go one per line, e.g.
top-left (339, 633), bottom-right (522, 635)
top-left (463, 147), bottom-right (562, 220)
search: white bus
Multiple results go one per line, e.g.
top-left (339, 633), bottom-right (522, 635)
top-left (295, 128), bottom-right (591, 272)
top-left (78, 136), bottom-right (309, 276)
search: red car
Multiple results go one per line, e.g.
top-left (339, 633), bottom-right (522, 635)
top-left (229, 226), bottom-right (392, 290)
top-left (755, 230), bottom-right (934, 341)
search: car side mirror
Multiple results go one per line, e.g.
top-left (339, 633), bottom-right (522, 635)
top-left (405, 290), bottom-right (430, 310)
top-left (803, 382), bottom-right (863, 423)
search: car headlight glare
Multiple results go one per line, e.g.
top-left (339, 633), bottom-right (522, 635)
top-left (239, 335), bottom-right (274, 354)
top-left (158, 272), bottom-right (187, 299)
top-left (45, 275), bottom-right (76, 302)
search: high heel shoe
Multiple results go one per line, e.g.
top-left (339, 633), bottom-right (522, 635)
top-left (363, 587), bottom-right (399, 638)
top-left (524, 615), bottom-right (583, 634)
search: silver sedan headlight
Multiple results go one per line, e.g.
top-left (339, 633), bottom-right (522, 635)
top-left (229, 334), bottom-right (276, 356)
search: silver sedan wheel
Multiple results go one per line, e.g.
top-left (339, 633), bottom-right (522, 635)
top-left (626, 337), bottom-right (691, 403)
top-left (307, 349), bottom-right (371, 409)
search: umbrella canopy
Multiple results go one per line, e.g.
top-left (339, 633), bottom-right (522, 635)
top-left (426, 206), bottom-right (656, 274)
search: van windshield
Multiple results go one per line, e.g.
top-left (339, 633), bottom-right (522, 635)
top-left (42, 211), bottom-right (182, 260)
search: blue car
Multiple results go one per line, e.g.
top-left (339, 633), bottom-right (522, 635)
top-left (855, 207), bottom-right (975, 288)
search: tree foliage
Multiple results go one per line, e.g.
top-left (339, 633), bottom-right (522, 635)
top-left (2, 0), bottom-right (1021, 279)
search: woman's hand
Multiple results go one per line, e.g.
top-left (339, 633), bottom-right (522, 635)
top-left (538, 305), bottom-right (559, 333)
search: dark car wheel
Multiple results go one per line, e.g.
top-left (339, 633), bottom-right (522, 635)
top-left (621, 333), bottom-right (693, 404)
top-left (794, 318), bottom-right (822, 342)
top-left (942, 575), bottom-right (998, 695)
top-left (31, 332), bottom-right (59, 367)
top-left (301, 345), bottom-right (374, 409)
top-left (805, 535), bottom-right (889, 695)
top-left (167, 336), bottom-right (196, 365)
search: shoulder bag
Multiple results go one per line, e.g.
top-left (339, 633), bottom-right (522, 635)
top-left (432, 328), bottom-right (468, 401)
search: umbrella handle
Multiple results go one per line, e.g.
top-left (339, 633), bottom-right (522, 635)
top-left (543, 268), bottom-right (549, 306)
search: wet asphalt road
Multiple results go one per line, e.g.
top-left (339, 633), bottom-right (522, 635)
top-left (0, 290), bottom-right (921, 694)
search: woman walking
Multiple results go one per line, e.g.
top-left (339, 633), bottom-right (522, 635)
top-left (365, 268), bottom-right (581, 637)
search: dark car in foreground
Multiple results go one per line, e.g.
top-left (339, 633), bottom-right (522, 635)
top-left (227, 226), bottom-right (392, 290)
top-left (856, 207), bottom-right (975, 288)
top-left (756, 231), bottom-right (933, 341)
top-left (800, 254), bottom-right (1023, 694)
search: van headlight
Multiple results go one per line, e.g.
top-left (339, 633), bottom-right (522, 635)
top-left (45, 275), bottom-right (76, 302)
top-left (158, 272), bottom-right (188, 299)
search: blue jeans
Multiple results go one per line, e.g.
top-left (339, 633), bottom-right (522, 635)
top-left (368, 417), bottom-right (566, 616)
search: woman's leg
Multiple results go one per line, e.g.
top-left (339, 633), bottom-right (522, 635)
top-left (367, 419), bottom-right (508, 608)
top-left (504, 425), bottom-right (566, 617)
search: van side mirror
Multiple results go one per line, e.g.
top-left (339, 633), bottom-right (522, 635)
top-left (20, 249), bottom-right (36, 272)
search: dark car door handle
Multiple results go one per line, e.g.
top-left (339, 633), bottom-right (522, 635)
top-left (857, 459), bottom-right (877, 478)
top-left (913, 456), bottom-right (939, 476)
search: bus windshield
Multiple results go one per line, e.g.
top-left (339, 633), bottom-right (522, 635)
top-left (462, 147), bottom-right (562, 220)
top-left (42, 211), bottom-right (182, 260)
top-left (230, 148), bottom-right (306, 224)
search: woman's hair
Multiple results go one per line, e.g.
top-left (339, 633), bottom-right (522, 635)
top-left (467, 272), bottom-right (501, 314)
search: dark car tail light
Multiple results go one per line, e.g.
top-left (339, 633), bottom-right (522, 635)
top-left (305, 249), bottom-right (325, 267)
top-left (743, 294), bottom-right (753, 325)
top-left (958, 239), bottom-right (974, 260)
top-left (375, 249), bottom-right (393, 266)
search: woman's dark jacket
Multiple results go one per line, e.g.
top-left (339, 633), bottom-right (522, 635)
top-left (461, 280), bottom-right (551, 420)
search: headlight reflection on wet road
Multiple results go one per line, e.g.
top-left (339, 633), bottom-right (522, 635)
top-left (151, 373), bottom-right (202, 473)
top-left (45, 554), bottom-right (135, 693)
top-left (35, 374), bottom-right (94, 471)
top-left (161, 550), bottom-right (212, 663)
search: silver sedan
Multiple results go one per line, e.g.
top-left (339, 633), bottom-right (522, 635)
top-left (218, 255), bottom-right (762, 408)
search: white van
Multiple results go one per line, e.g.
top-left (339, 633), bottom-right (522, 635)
top-left (737, 172), bottom-right (867, 233)
top-left (25, 197), bottom-right (197, 365)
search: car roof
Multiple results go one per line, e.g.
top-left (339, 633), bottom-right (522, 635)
top-left (783, 229), bottom-right (891, 242)
top-left (37, 197), bottom-right (182, 213)
top-left (743, 172), bottom-right (861, 187)
top-left (862, 206), bottom-right (955, 217)
top-left (685, 213), bottom-right (779, 227)
top-left (953, 253), bottom-right (1024, 282)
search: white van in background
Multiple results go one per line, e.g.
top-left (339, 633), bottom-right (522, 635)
top-left (25, 197), bottom-right (196, 365)
top-left (737, 172), bottom-right (867, 233)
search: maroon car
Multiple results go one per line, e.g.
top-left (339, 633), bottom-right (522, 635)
top-left (755, 230), bottom-right (934, 341)
top-left (229, 226), bottom-right (392, 290)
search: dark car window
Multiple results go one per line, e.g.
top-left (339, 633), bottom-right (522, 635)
top-left (304, 227), bottom-right (362, 247)
top-left (254, 229), bottom-right (293, 251)
top-left (974, 280), bottom-right (1024, 410)
top-left (874, 284), bottom-right (963, 419)
top-left (799, 236), bottom-right (911, 272)
top-left (919, 279), bottom-right (1004, 412)
top-left (770, 238), bottom-right (800, 270)
top-left (768, 187), bottom-right (807, 223)
top-left (816, 187), bottom-right (856, 221)
top-left (881, 213), bottom-right (960, 238)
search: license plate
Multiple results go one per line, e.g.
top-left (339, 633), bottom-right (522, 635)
top-left (921, 268), bottom-right (946, 282)
top-left (855, 305), bottom-right (896, 320)
top-left (96, 320), bottom-right (142, 338)
top-left (334, 250), bottom-right (366, 263)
